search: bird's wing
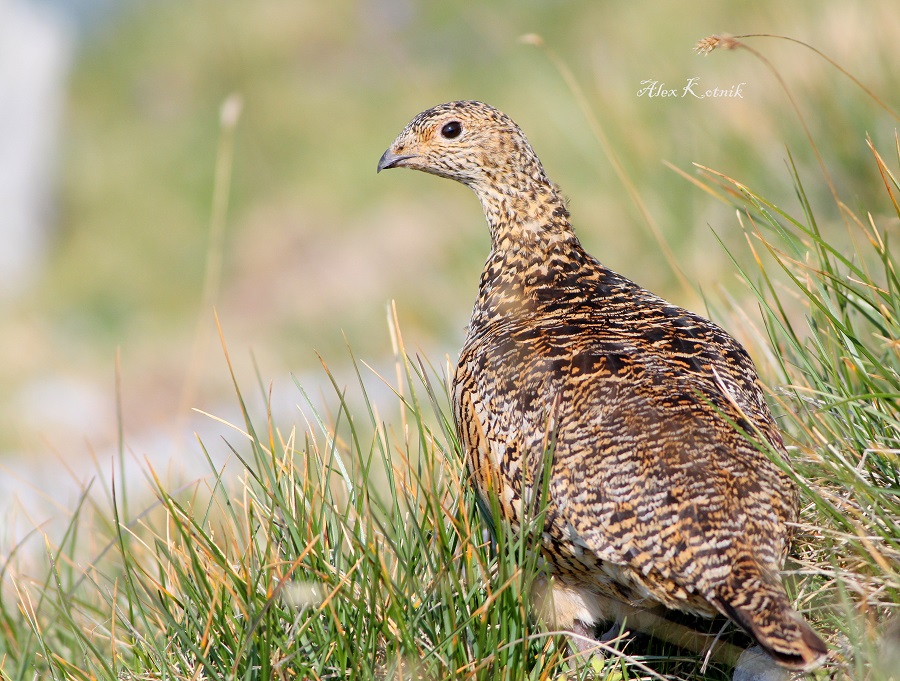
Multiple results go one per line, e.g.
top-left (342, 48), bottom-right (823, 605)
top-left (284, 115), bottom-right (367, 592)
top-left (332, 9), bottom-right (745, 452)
top-left (546, 348), bottom-right (795, 602)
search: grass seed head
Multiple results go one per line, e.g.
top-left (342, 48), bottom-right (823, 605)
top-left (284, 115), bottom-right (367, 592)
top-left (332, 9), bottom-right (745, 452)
top-left (695, 34), bottom-right (740, 55)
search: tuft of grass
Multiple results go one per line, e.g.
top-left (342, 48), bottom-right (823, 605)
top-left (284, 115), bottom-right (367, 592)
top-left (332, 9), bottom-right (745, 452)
top-left (0, 308), bottom-right (591, 680)
top-left (690, 138), bottom-right (900, 681)
top-left (684, 34), bottom-right (899, 679)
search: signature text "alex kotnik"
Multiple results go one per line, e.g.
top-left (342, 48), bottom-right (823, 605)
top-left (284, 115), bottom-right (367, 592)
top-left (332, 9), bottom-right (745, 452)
top-left (638, 78), bottom-right (745, 99)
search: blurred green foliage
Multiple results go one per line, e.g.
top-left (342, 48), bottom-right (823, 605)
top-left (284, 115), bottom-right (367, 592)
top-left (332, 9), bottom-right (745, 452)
top-left (3, 0), bottom-right (898, 455)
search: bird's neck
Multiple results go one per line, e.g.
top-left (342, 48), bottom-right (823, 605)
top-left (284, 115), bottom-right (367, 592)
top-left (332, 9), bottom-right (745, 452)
top-left (473, 174), bottom-right (578, 256)
top-left (468, 174), bottom-right (593, 325)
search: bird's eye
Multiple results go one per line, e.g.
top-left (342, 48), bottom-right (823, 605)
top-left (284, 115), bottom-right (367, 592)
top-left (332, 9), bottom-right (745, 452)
top-left (440, 121), bottom-right (462, 139)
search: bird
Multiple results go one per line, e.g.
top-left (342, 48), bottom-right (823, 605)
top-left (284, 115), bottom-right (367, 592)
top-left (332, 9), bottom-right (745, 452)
top-left (377, 100), bottom-right (828, 672)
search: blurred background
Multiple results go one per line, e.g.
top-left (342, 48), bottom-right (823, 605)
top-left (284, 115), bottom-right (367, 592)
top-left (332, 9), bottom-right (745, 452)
top-left (0, 0), bottom-right (897, 539)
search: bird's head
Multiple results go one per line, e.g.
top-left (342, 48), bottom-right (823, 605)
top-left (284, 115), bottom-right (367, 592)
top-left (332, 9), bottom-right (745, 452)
top-left (378, 101), bottom-right (571, 247)
top-left (377, 100), bottom-right (550, 195)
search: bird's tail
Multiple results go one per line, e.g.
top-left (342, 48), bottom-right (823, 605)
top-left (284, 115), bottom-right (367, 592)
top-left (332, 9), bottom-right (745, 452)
top-left (713, 553), bottom-right (828, 671)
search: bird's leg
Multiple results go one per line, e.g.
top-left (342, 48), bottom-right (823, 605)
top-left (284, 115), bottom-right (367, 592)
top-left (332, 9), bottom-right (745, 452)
top-left (732, 646), bottom-right (791, 681)
top-left (615, 609), bottom-right (791, 678)
top-left (571, 620), bottom-right (633, 661)
top-left (569, 620), bottom-right (606, 657)
top-left (599, 621), bottom-right (630, 642)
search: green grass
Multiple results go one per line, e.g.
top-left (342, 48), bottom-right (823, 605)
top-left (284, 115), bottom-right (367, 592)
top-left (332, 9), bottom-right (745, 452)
top-left (2, 23), bottom-right (900, 681)
top-left (0, 315), bottom-right (585, 680)
top-left (701, 142), bottom-right (900, 678)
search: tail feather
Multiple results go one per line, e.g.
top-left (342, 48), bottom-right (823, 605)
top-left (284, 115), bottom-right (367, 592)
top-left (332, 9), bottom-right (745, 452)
top-left (714, 555), bottom-right (828, 671)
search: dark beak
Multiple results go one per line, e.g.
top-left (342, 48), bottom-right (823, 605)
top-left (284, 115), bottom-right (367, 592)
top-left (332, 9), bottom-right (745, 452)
top-left (377, 149), bottom-right (415, 173)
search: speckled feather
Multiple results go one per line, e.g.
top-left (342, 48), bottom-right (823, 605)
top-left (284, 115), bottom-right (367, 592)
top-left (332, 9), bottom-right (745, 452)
top-left (378, 100), bottom-right (827, 671)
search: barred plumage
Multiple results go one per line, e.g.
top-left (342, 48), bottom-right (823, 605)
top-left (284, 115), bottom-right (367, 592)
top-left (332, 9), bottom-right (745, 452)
top-left (378, 100), bottom-right (827, 671)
